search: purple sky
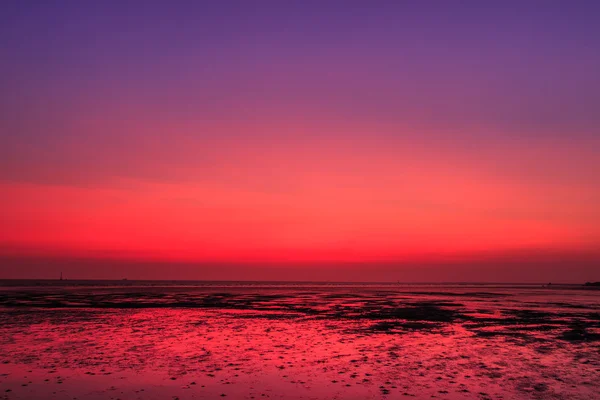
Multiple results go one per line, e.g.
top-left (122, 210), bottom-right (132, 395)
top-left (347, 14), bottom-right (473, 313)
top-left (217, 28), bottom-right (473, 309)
top-left (1, 2), bottom-right (599, 281)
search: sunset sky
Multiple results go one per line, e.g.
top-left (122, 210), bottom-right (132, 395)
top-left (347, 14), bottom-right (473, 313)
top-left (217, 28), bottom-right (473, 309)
top-left (1, 2), bottom-right (599, 282)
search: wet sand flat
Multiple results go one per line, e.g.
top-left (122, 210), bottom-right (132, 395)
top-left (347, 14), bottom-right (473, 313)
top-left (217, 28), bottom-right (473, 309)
top-left (0, 284), bottom-right (599, 399)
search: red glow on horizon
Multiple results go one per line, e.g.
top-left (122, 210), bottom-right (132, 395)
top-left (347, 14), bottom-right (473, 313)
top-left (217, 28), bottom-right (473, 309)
top-left (2, 131), bottom-right (599, 267)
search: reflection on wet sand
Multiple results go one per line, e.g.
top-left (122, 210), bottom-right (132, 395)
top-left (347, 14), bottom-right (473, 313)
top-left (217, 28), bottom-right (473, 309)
top-left (0, 285), bottom-right (599, 399)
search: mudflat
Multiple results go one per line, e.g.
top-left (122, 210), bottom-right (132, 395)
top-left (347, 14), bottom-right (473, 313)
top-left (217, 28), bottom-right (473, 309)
top-left (0, 283), bottom-right (599, 399)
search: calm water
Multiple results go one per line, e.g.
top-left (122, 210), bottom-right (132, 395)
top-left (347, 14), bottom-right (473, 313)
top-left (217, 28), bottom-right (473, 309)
top-left (0, 281), bottom-right (599, 399)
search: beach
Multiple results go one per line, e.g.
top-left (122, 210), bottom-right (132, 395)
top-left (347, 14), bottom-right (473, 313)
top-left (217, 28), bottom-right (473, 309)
top-left (0, 282), bottom-right (599, 399)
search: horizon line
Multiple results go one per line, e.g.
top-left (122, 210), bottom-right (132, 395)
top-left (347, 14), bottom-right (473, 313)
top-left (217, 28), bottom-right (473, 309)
top-left (0, 278), bottom-right (594, 285)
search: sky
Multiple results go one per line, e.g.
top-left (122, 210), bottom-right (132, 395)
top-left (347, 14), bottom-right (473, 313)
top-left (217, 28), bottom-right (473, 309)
top-left (1, 1), bottom-right (599, 282)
